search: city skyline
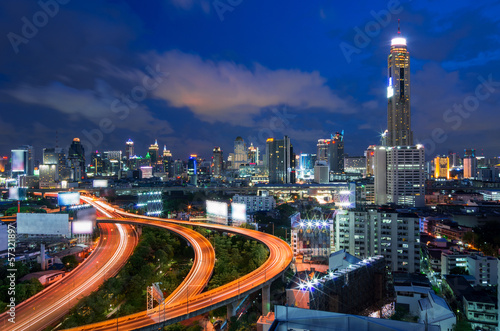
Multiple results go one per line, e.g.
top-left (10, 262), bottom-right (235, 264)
top-left (1, 1), bottom-right (499, 160)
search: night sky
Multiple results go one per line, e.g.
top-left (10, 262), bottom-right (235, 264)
top-left (1, 0), bottom-right (499, 161)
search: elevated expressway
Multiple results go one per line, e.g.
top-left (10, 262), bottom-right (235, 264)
top-left (0, 222), bottom-right (138, 331)
top-left (65, 199), bottom-right (293, 331)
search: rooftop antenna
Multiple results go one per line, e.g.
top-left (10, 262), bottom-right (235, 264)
top-left (55, 130), bottom-right (59, 148)
top-left (398, 19), bottom-right (401, 34)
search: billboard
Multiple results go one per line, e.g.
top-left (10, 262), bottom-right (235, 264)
top-left (9, 187), bottom-right (27, 200)
top-left (231, 202), bottom-right (246, 223)
top-left (17, 213), bottom-right (70, 237)
top-left (58, 192), bottom-right (81, 206)
top-left (72, 221), bottom-right (93, 234)
top-left (206, 200), bottom-right (228, 217)
top-left (93, 179), bottom-right (109, 188)
top-left (11, 150), bottom-right (26, 172)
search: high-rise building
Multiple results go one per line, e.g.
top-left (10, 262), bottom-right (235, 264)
top-left (126, 139), bottom-right (134, 159)
top-left (463, 158), bottom-right (477, 179)
top-left (233, 137), bottom-right (247, 169)
top-left (162, 146), bottom-right (172, 176)
top-left (67, 138), bottom-right (85, 181)
top-left (316, 132), bottom-right (344, 174)
top-left (188, 155), bottom-right (197, 185)
top-left (103, 151), bottom-right (122, 176)
top-left (148, 140), bottom-right (159, 165)
top-left (90, 150), bottom-right (103, 175)
top-left (335, 209), bottom-right (421, 273)
top-left (212, 147), bottom-right (223, 177)
top-left (387, 22), bottom-right (412, 146)
top-left (329, 132), bottom-right (344, 173)
top-left (173, 159), bottom-right (184, 177)
top-left (0, 156), bottom-right (8, 173)
top-left (374, 145), bottom-right (425, 207)
top-left (266, 136), bottom-right (295, 184)
top-left (43, 147), bottom-right (68, 180)
top-left (317, 139), bottom-right (329, 163)
top-left (365, 145), bottom-right (376, 177)
top-left (434, 156), bottom-right (450, 179)
top-left (247, 143), bottom-right (259, 164)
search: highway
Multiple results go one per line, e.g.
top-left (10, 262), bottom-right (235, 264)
top-left (0, 222), bottom-right (138, 331)
top-left (64, 200), bottom-right (293, 331)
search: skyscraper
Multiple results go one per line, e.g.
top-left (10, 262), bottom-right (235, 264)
top-left (328, 132), bottom-right (344, 173)
top-left (266, 136), bottom-right (295, 184)
top-left (387, 21), bottom-right (412, 146)
top-left (233, 137), bottom-right (247, 169)
top-left (374, 145), bottom-right (425, 207)
top-left (212, 147), bottom-right (223, 177)
top-left (188, 155), bottom-right (197, 185)
top-left (126, 139), bottom-right (134, 159)
top-left (247, 143), bottom-right (259, 164)
top-left (148, 140), bottom-right (159, 165)
top-left (434, 156), bottom-right (450, 179)
top-left (162, 146), bottom-right (172, 176)
top-left (68, 138), bottom-right (85, 181)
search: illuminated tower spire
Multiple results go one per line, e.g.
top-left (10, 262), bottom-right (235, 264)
top-left (387, 20), bottom-right (413, 146)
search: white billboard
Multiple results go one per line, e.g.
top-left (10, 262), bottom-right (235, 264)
top-left (231, 202), bottom-right (246, 223)
top-left (58, 192), bottom-right (81, 206)
top-left (72, 221), bottom-right (93, 234)
top-left (93, 179), bottom-right (109, 188)
top-left (206, 200), bottom-right (228, 217)
top-left (17, 213), bottom-right (70, 237)
top-left (11, 150), bottom-right (26, 172)
top-left (9, 187), bottom-right (27, 200)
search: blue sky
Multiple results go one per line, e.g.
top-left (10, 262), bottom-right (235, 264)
top-left (1, 0), bottom-right (499, 161)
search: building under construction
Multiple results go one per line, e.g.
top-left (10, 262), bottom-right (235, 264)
top-left (287, 255), bottom-right (390, 315)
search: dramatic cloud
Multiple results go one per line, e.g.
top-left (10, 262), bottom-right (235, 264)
top-left (142, 50), bottom-right (354, 125)
top-left (5, 80), bottom-right (173, 135)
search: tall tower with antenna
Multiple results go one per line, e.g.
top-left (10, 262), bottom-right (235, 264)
top-left (387, 19), bottom-right (412, 146)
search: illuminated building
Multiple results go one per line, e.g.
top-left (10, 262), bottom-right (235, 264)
top-left (148, 139), bottom-right (159, 165)
top-left (188, 155), bottom-right (197, 185)
top-left (329, 132), bottom-right (344, 173)
top-left (126, 139), bottom-right (134, 159)
top-left (68, 138), bottom-right (85, 181)
top-left (313, 160), bottom-right (329, 184)
top-left (291, 214), bottom-right (334, 259)
top-left (316, 132), bottom-right (344, 174)
top-left (374, 145), bottom-right (425, 207)
top-left (90, 151), bottom-right (103, 175)
top-left (103, 151), bottom-right (122, 177)
top-left (40, 147), bottom-right (68, 187)
top-left (387, 21), bottom-right (413, 146)
top-left (232, 193), bottom-right (276, 213)
top-left (211, 147), bottom-right (223, 177)
top-left (162, 146), bottom-right (172, 176)
top-left (463, 158), bottom-right (477, 179)
top-left (266, 136), bottom-right (295, 184)
top-left (233, 136), bottom-right (247, 169)
top-left (335, 208), bottom-right (421, 273)
top-left (247, 143), bottom-right (259, 164)
top-left (434, 156), bottom-right (450, 179)
top-left (365, 145), bottom-right (376, 176)
top-left (0, 156), bottom-right (8, 173)
top-left (344, 156), bottom-right (366, 175)
top-left (173, 159), bottom-right (184, 177)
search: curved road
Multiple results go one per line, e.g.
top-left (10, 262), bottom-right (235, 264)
top-left (0, 222), bottom-right (138, 331)
top-left (64, 201), bottom-right (293, 331)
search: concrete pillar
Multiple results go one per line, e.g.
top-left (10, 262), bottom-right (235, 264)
top-left (40, 243), bottom-right (46, 271)
top-left (262, 285), bottom-right (271, 315)
top-left (227, 301), bottom-right (238, 319)
top-left (136, 225), bottom-right (142, 236)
